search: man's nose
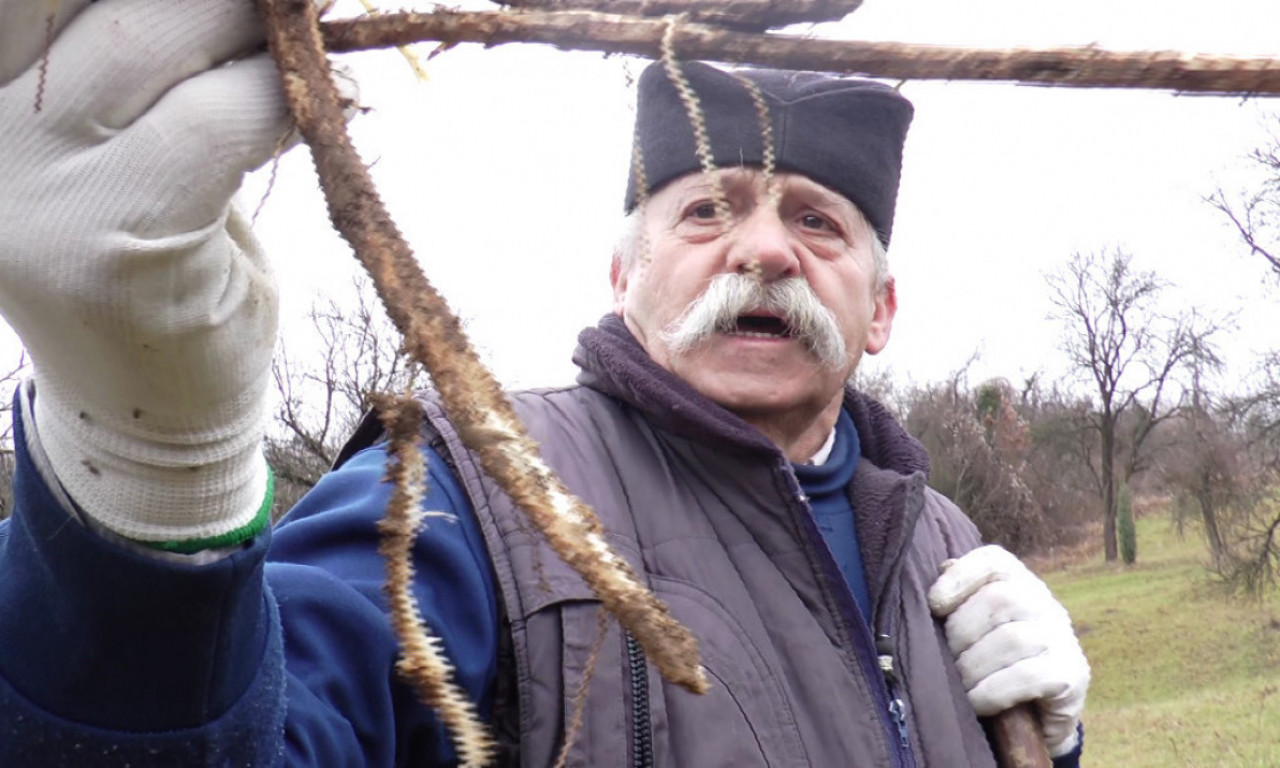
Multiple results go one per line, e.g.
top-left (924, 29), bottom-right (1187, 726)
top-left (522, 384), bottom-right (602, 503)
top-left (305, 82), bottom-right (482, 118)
top-left (725, 207), bottom-right (801, 281)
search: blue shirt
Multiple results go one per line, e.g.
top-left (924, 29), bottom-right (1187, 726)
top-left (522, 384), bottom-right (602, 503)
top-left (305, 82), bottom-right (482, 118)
top-left (793, 409), bottom-right (875, 622)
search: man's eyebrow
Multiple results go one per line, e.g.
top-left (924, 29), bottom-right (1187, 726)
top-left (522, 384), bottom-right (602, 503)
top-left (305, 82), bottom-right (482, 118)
top-left (669, 181), bottom-right (722, 209)
top-left (789, 182), bottom-right (858, 217)
top-left (679, 178), bottom-right (721, 195)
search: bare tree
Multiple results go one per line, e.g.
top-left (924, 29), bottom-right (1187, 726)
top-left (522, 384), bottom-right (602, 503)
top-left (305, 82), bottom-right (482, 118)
top-left (1015, 378), bottom-right (1100, 546)
top-left (1197, 354), bottom-right (1280, 595)
top-left (1048, 249), bottom-right (1221, 562)
top-left (1160, 402), bottom-right (1248, 570)
top-left (1193, 123), bottom-right (1280, 591)
top-left (1210, 134), bottom-right (1280, 442)
top-left (1207, 126), bottom-right (1280, 284)
top-left (1239, 351), bottom-right (1280, 447)
top-left (1202, 454), bottom-right (1280, 598)
top-left (267, 277), bottom-right (426, 518)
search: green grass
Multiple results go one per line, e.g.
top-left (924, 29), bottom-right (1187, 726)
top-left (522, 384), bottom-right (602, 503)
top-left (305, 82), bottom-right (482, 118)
top-left (1041, 515), bottom-right (1280, 767)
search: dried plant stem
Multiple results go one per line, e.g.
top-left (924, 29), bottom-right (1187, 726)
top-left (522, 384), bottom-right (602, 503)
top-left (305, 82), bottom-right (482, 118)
top-left (731, 71), bottom-right (777, 199)
top-left (321, 9), bottom-right (1280, 96)
top-left (356, 0), bottom-right (431, 81)
top-left (251, 125), bottom-right (297, 225)
top-left (256, 0), bottom-right (706, 712)
top-left (552, 606), bottom-right (611, 768)
top-left (490, 0), bottom-right (864, 32)
top-left (35, 0), bottom-right (60, 112)
top-left (376, 395), bottom-right (495, 766)
top-left (725, 67), bottom-right (777, 279)
top-left (660, 17), bottom-right (731, 223)
top-left (626, 133), bottom-right (653, 267)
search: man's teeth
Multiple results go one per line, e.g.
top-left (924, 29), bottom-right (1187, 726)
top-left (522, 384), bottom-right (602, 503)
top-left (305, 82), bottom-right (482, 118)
top-left (728, 330), bottom-right (784, 339)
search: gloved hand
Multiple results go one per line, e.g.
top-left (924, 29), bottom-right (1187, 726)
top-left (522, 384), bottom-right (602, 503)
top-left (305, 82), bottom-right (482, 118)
top-left (0, 0), bottom-right (294, 548)
top-left (928, 545), bottom-right (1089, 757)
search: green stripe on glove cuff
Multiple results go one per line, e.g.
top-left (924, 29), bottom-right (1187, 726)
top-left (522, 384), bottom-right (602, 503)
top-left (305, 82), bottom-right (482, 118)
top-left (144, 469), bottom-right (274, 554)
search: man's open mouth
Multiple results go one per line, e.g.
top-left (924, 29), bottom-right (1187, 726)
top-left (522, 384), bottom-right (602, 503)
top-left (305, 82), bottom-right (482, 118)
top-left (726, 314), bottom-right (795, 339)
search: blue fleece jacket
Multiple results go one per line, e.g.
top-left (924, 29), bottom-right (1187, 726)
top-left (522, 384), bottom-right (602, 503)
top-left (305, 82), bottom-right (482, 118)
top-left (0, 402), bottom-right (496, 766)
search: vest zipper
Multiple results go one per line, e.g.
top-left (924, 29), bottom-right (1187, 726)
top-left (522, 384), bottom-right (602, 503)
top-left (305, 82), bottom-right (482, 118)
top-left (877, 634), bottom-right (912, 755)
top-left (848, 602), bottom-right (913, 768)
top-left (625, 632), bottom-right (654, 768)
top-left (785, 467), bottom-right (915, 768)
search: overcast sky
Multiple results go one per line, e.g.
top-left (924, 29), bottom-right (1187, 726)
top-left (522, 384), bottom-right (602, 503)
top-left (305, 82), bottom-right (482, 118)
top-left (10, 0), bottom-right (1278, 402)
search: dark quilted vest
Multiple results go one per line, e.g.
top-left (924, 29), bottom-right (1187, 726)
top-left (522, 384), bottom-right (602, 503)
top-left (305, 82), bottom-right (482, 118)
top-left (417, 317), bottom-right (997, 767)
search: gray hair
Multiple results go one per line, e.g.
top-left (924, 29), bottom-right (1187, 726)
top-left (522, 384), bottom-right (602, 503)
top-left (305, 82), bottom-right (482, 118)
top-left (614, 207), bottom-right (891, 293)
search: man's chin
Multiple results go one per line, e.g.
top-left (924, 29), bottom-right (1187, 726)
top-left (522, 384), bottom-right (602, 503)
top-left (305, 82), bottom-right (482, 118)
top-left (679, 333), bottom-right (843, 373)
top-left (678, 359), bottom-right (842, 413)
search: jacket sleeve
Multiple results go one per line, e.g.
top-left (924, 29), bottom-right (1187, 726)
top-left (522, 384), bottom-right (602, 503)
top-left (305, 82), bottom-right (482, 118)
top-left (0, 399), bottom-right (499, 767)
top-left (1050, 725), bottom-right (1083, 767)
top-left (270, 442), bottom-right (500, 766)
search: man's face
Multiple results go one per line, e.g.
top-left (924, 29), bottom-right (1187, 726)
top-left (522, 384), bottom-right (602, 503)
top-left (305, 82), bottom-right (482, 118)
top-left (611, 168), bottom-right (896, 423)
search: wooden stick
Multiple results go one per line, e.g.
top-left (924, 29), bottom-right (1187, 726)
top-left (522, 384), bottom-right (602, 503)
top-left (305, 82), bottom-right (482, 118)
top-left (321, 8), bottom-right (1280, 96)
top-left (989, 704), bottom-right (1053, 768)
top-left (489, 0), bottom-right (864, 32)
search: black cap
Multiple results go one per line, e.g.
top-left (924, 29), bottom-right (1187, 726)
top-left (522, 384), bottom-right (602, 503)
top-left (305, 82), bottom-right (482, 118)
top-left (625, 61), bottom-right (914, 245)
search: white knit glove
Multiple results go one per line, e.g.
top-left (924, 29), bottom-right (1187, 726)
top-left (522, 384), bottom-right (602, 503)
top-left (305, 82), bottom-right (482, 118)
top-left (928, 545), bottom-right (1090, 757)
top-left (0, 0), bottom-right (294, 548)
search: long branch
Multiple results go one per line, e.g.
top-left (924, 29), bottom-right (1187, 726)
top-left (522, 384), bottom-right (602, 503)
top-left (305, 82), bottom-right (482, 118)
top-left (320, 9), bottom-right (1280, 95)
top-left (491, 0), bottom-right (863, 32)
top-left (1208, 190), bottom-right (1280, 278)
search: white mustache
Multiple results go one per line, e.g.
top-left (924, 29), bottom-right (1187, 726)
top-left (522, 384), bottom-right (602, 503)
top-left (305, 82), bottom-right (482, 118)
top-left (660, 273), bottom-right (848, 370)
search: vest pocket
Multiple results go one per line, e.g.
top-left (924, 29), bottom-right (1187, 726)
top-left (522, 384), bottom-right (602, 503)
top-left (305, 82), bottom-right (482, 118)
top-left (645, 576), bottom-right (810, 768)
top-left (541, 599), bottom-right (630, 768)
top-left (546, 594), bottom-right (787, 768)
top-left (516, 583), bottom-right (809, 767)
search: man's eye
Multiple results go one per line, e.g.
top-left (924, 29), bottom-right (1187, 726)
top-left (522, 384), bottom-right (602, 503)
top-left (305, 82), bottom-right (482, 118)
top-left (799, 213), bottom-right (831, 231)
top-left (688, 202), bottom-right (718, 220)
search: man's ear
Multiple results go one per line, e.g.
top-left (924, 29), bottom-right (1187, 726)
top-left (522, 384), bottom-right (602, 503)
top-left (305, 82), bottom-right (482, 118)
top-left (865, 276), bottom-right (897, 355)
top-left (610, 252), bottom-right (630, 316)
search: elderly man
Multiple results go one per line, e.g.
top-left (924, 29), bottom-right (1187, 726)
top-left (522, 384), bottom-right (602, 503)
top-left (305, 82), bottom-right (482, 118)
top-left (0, 1), bottom-right (1087, 766)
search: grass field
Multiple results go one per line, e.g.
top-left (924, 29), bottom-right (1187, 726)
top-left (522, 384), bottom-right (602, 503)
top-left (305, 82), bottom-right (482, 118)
top-left (1041, 514), bottom-right (1280, 767)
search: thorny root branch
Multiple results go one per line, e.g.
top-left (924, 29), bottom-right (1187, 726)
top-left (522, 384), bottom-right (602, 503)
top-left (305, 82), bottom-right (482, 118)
top-left (375, 395), bottom-right (495, 767)
top-left (660, 16), bottom-right (730, 223)
top-left (254, 0), bottom-right (707, 753)
top-left (490, 0), bottom-right (864, 33)
top-left (320, 8), bottom-right (1280, 97)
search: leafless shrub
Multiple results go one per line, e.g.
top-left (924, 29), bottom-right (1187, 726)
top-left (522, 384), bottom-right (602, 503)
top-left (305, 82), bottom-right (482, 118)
top-left (266, 276), bottom-right (426, 517)
top-left (0, 352), bottom-right (29, 521)
top-left (901, 367), bottom-right (1049, 555)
